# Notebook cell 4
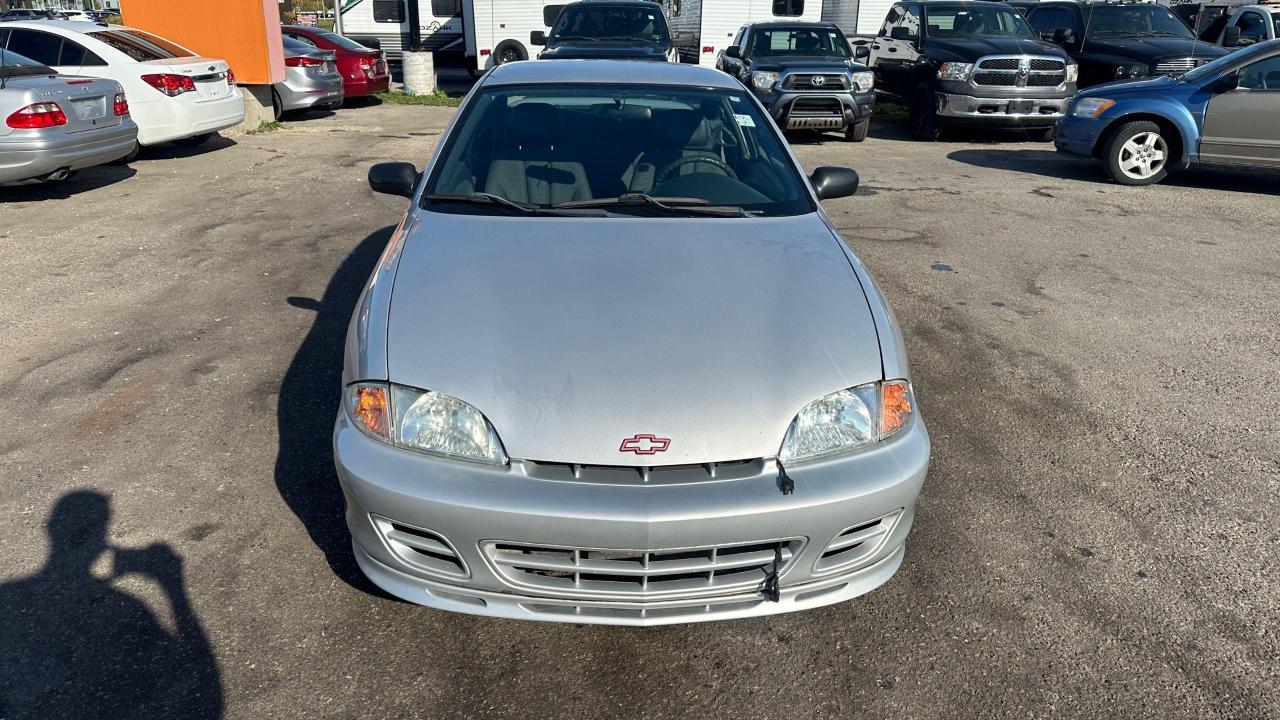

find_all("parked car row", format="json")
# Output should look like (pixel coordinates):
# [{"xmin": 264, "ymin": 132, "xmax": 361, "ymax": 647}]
[{"xmin": 277, "ymin": 24, "xmax": 390, "ymax": 117}]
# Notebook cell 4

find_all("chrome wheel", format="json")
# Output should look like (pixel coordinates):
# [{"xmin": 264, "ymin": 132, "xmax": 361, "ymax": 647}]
[{"xmin": 1117, "ymin": 132, "xmax": 1167, "ymax": 181}]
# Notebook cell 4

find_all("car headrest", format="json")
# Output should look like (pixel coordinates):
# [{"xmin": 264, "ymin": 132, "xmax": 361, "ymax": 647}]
[
  {"xmin": 1267, "ymin": 71, "xmax": 1280, "ymax": 91},
  {"xmin": 655, "ymin": 109, "xmax": 711, "ymax": 148},
  {"xmin": 508, "ymin": 103, "xmax": 561, "ymax": 147}
]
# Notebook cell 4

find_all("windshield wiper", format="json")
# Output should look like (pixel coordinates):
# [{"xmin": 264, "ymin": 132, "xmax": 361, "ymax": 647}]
[
  {"xmin": 554, "ymin": 193, "xmax": 756, "ymax": 217},
  {"xmin": 425, "ymin": 192, "xmax": 611, "ymax": 217}
]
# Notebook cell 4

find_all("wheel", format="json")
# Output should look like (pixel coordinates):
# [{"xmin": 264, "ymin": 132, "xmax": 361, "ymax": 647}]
[
  {"xmin": 909, "ymin": 85, "xmax": 941, "ymax": 141},
  {"xmin": 272, "ymin": 89, "xmax": 284, "ymax": 121},
  {"xmin": 844, "ymin": 117, "xmax": 870, "ymax": 142},
  {"xmin": 111, "ymin": 141, "xmax": 140, "ymax": 165},
  {"xmin": 171, "ymin": 133, "xmax": 213, "ymax": 148},
  {"xmin": 326, "ymin": 98, "xmax": 344, "ymax": 111},
  {"xmin": 492, "ymin": 41, "xmax": 526, "ymax": 66},
  {"xmin": 1103, "ymin": 120, "xmax": 1170, "ymax": 186},
  {"xmin": 1027, "ymin": 126, "xmax": 1056, "ymax": 143}
]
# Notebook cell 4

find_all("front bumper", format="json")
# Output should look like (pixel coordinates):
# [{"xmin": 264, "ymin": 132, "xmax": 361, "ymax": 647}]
[
  {"xmin": 760, "ymin": 90, "xmax": 875, "ymax": 132},
  {"xmin": 936, "ymin": 92, "xmax": 1069, "ymax": 126},
  {"xmin": 0, "ymin": 120, "xmax": 138, "ymax": 185},
  {"xmin": 1053, "ymin": 113, "xmax": 1108, "ymax": 158},
  {"xmin": 333, "ymin": 412, "xmax": 930, "ymax": 626}
]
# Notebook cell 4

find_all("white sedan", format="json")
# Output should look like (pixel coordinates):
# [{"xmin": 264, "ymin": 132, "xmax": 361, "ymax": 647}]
[{"xmin": 0, "ymin": 21, "xmax": 244, "ymax": 153}]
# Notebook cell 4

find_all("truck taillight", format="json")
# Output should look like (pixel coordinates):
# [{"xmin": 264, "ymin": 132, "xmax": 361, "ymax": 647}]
[
  {"xmin": 226, "ymin": 68, "xmax": 236, "ymax": 86},
  {"xmin": 6, "ymin": 102, "xmax": 67, "ymax": 129},
  {"xmin": 285, "ymin": 56, "xmax": 324, "ymax": 67},
  {"xmin": 141, "ymin": 73, "xmax": 197, "ymax": 96},
  {"xmin": 113, "ymin": 92, "xmax": 129, "ymax": 116}
]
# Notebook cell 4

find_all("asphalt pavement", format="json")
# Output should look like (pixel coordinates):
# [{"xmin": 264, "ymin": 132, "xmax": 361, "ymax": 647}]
[{"xmin": 0, "ymin": 100, "xmax": 1276, "ymax": 720}]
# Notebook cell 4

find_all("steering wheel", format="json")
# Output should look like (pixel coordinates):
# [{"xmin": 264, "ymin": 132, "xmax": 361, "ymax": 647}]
[{"xmin": 654, "ymin": 155, "xmax": 736, "ymax": 186}]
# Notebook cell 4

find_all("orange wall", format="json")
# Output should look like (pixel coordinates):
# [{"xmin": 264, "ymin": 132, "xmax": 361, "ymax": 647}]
[{"xmin": 122, "ymin": 0, "xmax": 285, "ymax": 85}]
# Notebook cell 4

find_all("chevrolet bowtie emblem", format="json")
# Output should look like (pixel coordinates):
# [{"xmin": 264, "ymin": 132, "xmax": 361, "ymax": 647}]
[{"xmin": 619, "ymin": 434, "xmax": 671, "ymax": 454}]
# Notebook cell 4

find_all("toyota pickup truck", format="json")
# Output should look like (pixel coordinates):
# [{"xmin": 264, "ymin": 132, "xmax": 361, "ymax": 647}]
[{"xmin": 865, "ymin": 0, "xmax": 1078, "ymax": 141}]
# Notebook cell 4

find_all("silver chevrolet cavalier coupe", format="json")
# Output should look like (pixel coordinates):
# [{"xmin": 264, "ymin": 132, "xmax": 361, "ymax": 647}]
[{"xmin": 337, "ymin": 59, "xmax": 929, "ymax": 625}]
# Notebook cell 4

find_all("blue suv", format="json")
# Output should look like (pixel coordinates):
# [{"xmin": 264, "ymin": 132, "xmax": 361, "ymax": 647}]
[{"xmin": 1056, "ymin": 39, "xmax": 1280, "ymax": 185}]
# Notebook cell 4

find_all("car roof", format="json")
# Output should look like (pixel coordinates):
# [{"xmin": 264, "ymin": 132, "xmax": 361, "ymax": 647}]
[
  {"xmin": 745, "ymin": 20, "xmax": 841, "ymax": 28},
  {"xmin": 919, "ymin": 0, "xmax": 1022, "ymax": 5},
  {"xmin": 482, "ymin": 59, "xmax": 741, "ymax": 89},
  {"xmin": 0, "ymin": 19, "xmax": 118, "ymax": 33},
  {"xmin": 567, "ymin": 0, "xmax": 664, "ymax": 5}
]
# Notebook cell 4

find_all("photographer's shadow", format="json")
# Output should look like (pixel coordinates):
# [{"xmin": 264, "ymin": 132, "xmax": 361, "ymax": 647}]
[{"xmin": 0, "ymin": 491, "xmax": 222, "ymax": 719}]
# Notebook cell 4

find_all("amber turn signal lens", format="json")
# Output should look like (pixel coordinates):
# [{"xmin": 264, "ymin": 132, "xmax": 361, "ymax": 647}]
[
  {"xmin": 881, "ymin": 380, "xmax": 913, "ymax": 436},
  {"xmin": 353, "ymin": 385, "xmax": 390, "ymax": 438}
]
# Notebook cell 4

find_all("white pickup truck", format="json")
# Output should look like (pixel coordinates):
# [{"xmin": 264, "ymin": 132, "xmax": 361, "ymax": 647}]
[{"xmin": 1173, "ymin": 2, "xmax": 1280, "ymax": 47}]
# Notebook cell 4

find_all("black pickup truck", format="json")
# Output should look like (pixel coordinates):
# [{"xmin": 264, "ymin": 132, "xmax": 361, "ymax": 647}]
[
  {"xmin": 715, "ymin": 22, "xmax": 876, "ymax": 141},
  {"xmin": 864, "ymin": 0, "xmax": 1078, "ymax": 141},
  {"xmin": 531, "ymin": 0, "xmax": 675, "ymax": 61},
  {"xmin": 1025, "ymin": 1, "xmax": 1228, "ymax": 88}
]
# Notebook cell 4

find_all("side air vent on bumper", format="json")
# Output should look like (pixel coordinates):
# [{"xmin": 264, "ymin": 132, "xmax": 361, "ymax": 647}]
[
  {"xmin": 371, "ymin": 515, "xmax": 468, "ymax": 578},
  {"xmin": 813, "ymin": 510, "xmax": 903, "ymax": 574}
]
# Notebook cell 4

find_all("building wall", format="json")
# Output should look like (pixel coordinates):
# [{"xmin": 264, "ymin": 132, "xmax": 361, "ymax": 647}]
[{"xmin": 121, "ymin": 0, "xmax": 285, "ymax": 84}]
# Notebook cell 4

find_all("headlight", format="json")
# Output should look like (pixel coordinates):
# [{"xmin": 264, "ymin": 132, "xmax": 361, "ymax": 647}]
[
  {"xmin": 1071, "ymin": 97, "xmax": 1115, "ymax": 118},
  {"xmin": 778, "ymin": 380, "xmax": 915, "ymax": 464},
  {"xmin": 751, "ymin": 71, "xmax": 779, "ymax": 90},
  {"xmin": 346, "ymin": 382, "xmax": 508, "ymax": 465},
  {"xmin": 1065, "ymin": 63, "xmax": 1079, "ymax": 83},
  {"xmin": 937, "ymin": 62, "xmax": 973, "ymax": 81},
  {"xmin": 850, "ymin": 71, "xmax": 874, "ymax": 93},
  {"xmin": 1115, "ymin": 63, "xmax": 1146, "ymax": 79}
]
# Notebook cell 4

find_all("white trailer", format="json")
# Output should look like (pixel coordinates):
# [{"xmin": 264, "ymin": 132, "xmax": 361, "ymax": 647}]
[{"xmin": 340, "ymin": 0, "xmax": 465, "ymax": 60}]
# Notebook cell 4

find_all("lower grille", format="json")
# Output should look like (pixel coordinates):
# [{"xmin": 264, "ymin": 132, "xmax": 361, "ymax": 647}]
[
  {"xmin": 522, "ymin": 458, "xmax": 763, "ymax": 485},
  {"xmin": 484, "ymin": 538, "xmax": 802, "ymax": 599},
  {"xmin": 790, "ymin": 96, "xmax": 843, "ymax": 116},
  {"xmin": 371, "ymin": 515, "xmax": 468, "ymax": 578},
  {"xmin": 813, "ymin": 510, "xmax": 901, "ymax": 573}
]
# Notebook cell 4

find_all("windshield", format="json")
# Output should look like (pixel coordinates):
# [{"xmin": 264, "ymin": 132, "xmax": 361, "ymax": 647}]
[
  {"xmin": 1182, "ymin": 40, "xmax": 1275, "ymax": 82},
  {"xmin": 0, "ymin": 48, "xmax": 55, "ymax": 78},
  {"xmin": 320, "ymin": 31, "xmax": 374, "ymax": 51},
  {"xmin": 1081, "ymin": 5, "xmax": 1195, "ymax": 39},
  {"xmin": 925, "ymin": 4, "xmax": 1037, "ymax": 39},
  {"xmin": 750, "ymin": 27, "xmax": 851, "ymax": 57},
  {"xmin": 550, "ymin": 6, "xmax": 669, "ymax": 43},
  {"xmin": 425, "ymin": 84, "xmax": 813, "ymax": 216},
  {"xmin": 88, "ymin": 29, "xmax": 195, "ymax": 61}
]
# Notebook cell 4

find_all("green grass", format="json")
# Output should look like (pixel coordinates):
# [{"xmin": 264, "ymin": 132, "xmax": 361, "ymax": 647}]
[
  {"xmin": 375, "ymin": 90, "xmax": 462, "ymax": 107},
  {"xmin": 875, "ymin": 102, "xmax": 910, "ymax": 119},
  {"xmin": 249, "ymin": 120, "xmax": 284, "ymax": 134}
]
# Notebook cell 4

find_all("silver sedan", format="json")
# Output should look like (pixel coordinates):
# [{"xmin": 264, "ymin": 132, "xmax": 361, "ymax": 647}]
[
  {"xmin": 339, "ymin": 60, "xmax": 929, "ymax": 625},
  {"xmin": 274, "ymin": 37, "xmax": 344, "ymax": 117},
  {"xmin": 0, "ymin": 49, "xmax": 137, "ymax": 185}
]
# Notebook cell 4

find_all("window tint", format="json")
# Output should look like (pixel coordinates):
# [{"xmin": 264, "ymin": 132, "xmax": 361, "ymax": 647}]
[
  {"xmin": 89, "ymin": 29, "xmax": 194, "ymax": 61},
  {"xmin": 550, "ymin": 6, "xmax": 669, "ymax": 43},
  {"xmin": 319, "ymin": 31, "xmax": 373, "ymax": 51},
  {"xmin": 772, "ymin": 0, "xmax": 804, "ymax": 17},
  {"xmin": 426, "ymin": 84, "xmax": 814, "ymax": 216},
  {"xmin": 1238, "ymin": 53, "xmax": 1280, "ymax": 90},
  {"xmin": 1235, "ymin": 11, "xmax": 1267, "ymax": 42},
  {"xmin": 1081, "ymin": 5, "xmax": 1195, "ymax": 39},
  {"xmin": 7, "ymin": 29, "xmax": 62, "ymax": 66},
  {"xmin": 750, "ymin": 27, "xmax": 850, "ymax": 57},
  {"xmin": 881, "ymin": 4, "xmax": 922, "ymax": 37},
  {"xmin": 58, "ymin": 39, "xmax": 91, "ymax": 66},
  {"xmin": 287, "ymin": 32, "xmax": 319, "ymax": 47},
  {"xmin": 0, "ymin": 47, "xmax": 56, "ymax": 77},
  {"xmin": 925, "ymin": 4, "xmax": 1035, "ymax": 38},
  {"xmin": 1029, "ymin": 7, "xmax": 1074, "ymax": 35},
  {"xmin": 430, "ymin": 0, "xmax": 460, "ymax": 17}
]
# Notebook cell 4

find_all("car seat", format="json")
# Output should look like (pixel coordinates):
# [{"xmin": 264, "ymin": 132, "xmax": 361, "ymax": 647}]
[
  {"xmin": 484, "ymin": 103, "xmax": 592, "ymax": 205},
  {"xmin": 623, "ymin": 109, "xmax": 730, "ymax": 192}
]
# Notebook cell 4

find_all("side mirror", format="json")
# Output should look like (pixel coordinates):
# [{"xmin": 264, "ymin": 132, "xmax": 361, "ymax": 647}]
[
  {"xmin": 1217, "ymin": 72, "xmax": 1240, "ymax": 91},
  {"xmin": 724, "ymin": 45, "xmax": 741, "ymax": 58},
  {"xmin": 1222, "ymin": 25, "xmax": 1241, "ymax": 47},
  {"xmin": 530, "ymin": 30, "xmax": 546, "ymax": 45},
  {"xmin": 369, "ymin": 162, "xmax": 419, "ymax": 198},
  {"xmin": 1052, "ymin": 27, "xmax": 1076, "ymax": 45},
  {"xmin": 810, "ymin": 166, "xmax": 860, "ymax": 201},
  {"xmin": 854, "ymin": 44, "xmax": 871, "ymax": 60},
  {"xmin": 889, "ymin": 26, "xmax": 918, "ymax": 42}
]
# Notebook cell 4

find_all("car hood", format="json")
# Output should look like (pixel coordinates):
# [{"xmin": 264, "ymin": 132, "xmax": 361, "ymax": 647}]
[
  {"xmin": 1079, "ymin": 73, "xmax": 1183, "ymax": 96},
  {"xmin": 927, "ymin": 37, "xmax": 1069, "ymax": 60},
  {"xmin": 1080, "ymin": 37, "xmax": 1228, "ymax": 63},
  {"xmin": 749, "ymin": 56, "xmax": 865, "ymax": 72},
  {"xmin": 385, "ymin": 212, "xmax": 883, "ymax": 466},
  {"xmin": 540, "ymin": 41, "xmax": 670, "ymax": 60}
]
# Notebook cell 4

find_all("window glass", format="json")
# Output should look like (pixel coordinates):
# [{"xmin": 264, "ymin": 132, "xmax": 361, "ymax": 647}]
[
  {"xmin": 89, "ymin": 29, "xmax": 195, "ymax": 60},
  {"xmin": 772, "ymin": 0, "xmax": 804, "ymax": 18},
  {"xmin": 425, "ymin": 84, "xmax": 814, "ymax": 216},
  {"xmin": 749, "ymin": 27, "xmax": 850, "ymax": 57},
  {"xmin": 1235, "ymin": 11, "xmax": 1266, "ymax": 41},
  {"xmin": 58, "ymin": 39, "xmax": 88, "ymax": 65},
  {"xmin": 287, "ymin": 32, "xmax": 319, "ymax": 47},
  {"xmin": 1030, "ymin": 7, "xmax": 1073, "ymax": 35},
  {"xmin": 549, "ymin": 5, "xmax": 669, "ymax": 42},
  {"xmin": 1238, "ymin": 53, "xmax": 1280, "ymax": 89},
  {"xmin": 0, "ymin": 47, "xmax": 56, "ymax": 77},
  {"xmin": 7, "ymin": 29, "xmax": 62, "ymax": 66},
  {"xmin": 430, "ymin": 0, "xmax": 460, "ymax": 16},
  {"xmin": 881, "ymin": 4, "xmax": 922, "ymax": 38},
  {"xmin": 1080, "ymin": 5, "xmax": 1195, "ymax": 39},
  {"xmin": 925, "ymin": 4, "xmax": 1036, "ymax": 38},
  {"xmin": 320, "ymin": 31, "xmax": 373, "ymax": 51}
]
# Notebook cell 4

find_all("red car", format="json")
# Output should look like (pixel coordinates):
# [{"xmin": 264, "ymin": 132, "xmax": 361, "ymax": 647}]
[{"xmin": 281, "ymin": 25, "xmax": 390, "ymax": 98}]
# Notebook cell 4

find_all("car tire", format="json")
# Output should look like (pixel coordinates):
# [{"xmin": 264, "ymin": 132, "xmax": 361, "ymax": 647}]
[
  {"xmin": 909, "ymin": 85, "xmax": 941, "ymax": 141},
  {"xmin": 272, "ymin": 89, "xmax": 284, "ymax": 122},
  {"xmin": 845, "ymin": 117, "xmax": 870, "ymax": 142},
  {"xmin": 1103, "ymin": 120, "xmax": 1170, "ymax": 186},
  {"xmin": 1028, "ymin": 126, "xmax": 1055, "ymax": 143},
  {"xmin": 493, "ymin": 41, "xmax": 526, "ymax": 66},
  {"xmin": 172, "ymin": 133, "xmax": 214, "ymax": 148}
]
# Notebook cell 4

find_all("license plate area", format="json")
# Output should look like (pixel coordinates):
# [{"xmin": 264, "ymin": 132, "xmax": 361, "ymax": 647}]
[
  {"xmin": 1007, "ymin": 99, "xmax": 1034, "ymax": 115},
  {"xmin": 71, "ymin": 97, "xmax": 106, "ymax": 120}
]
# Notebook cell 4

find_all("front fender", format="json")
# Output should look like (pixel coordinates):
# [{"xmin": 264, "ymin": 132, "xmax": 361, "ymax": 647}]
[{"xmin": 1095, "ymin": 98, "xmax": 1201, "ymax": 165}]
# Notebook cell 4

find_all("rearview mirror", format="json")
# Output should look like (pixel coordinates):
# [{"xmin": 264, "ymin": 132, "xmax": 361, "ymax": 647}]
[
  {"xmin": 724, "ymin": 45, "xmax": 741, "ymax": 58},
  {"xmin": 809, "ymin": 166, "xmax": 860, "ymax": 201},
  {"xmin": 369, "ymin": 162, "xmax": 420, "ymax": 198},
  {"xmin": 889, "ymin": 26, "xmax": 917, "ymax": 42},
  {"xmin": 530, "ymin": 30, "xmax": 546, "ymax": 45},
  {"xmin": 1223, "ymin": 25, "xmax": 1241, "ymax": 47}
]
